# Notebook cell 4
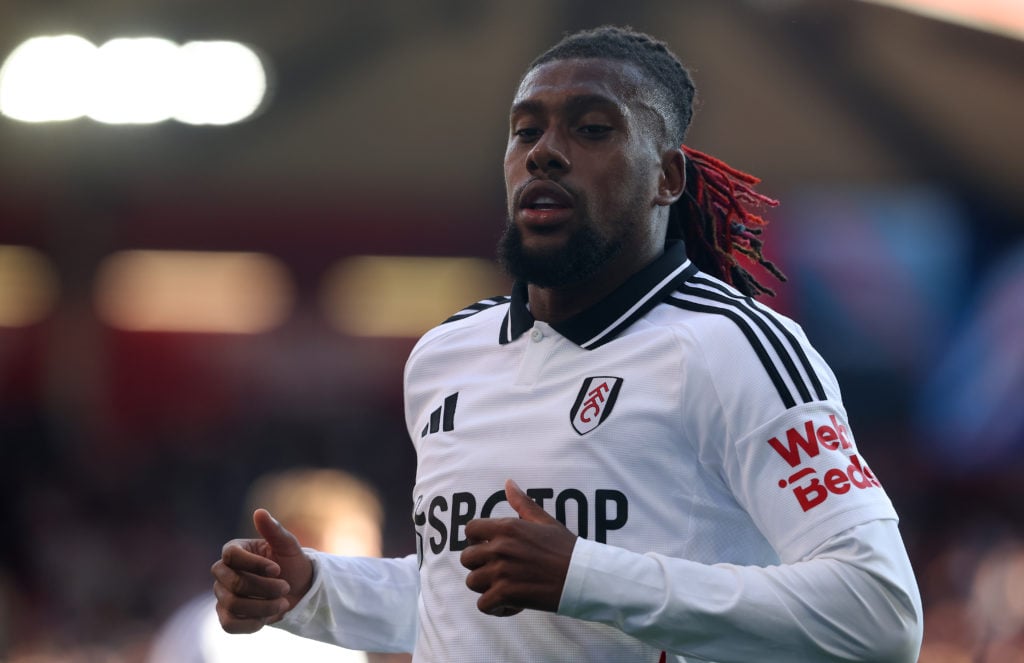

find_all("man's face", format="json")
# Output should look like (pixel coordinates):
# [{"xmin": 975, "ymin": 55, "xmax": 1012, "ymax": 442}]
[{"xmin": 499, "ymin": 57, "xmax": 669, "ymax": 288}]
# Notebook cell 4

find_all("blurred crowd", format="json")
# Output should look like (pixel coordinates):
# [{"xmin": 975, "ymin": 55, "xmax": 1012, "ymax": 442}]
[
  {"xmin": 3, "ymin": 0, "xmax": 1023, "ymax": 659},
  {"xmin": 1, "ymin": 199, "xmax": 1022, "ymax": 663}
]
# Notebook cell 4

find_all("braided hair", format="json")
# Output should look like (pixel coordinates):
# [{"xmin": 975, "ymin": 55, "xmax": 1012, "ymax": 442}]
[{"xmin": 528, "ymin": 26, "xmax": 785, "ymax": 297}]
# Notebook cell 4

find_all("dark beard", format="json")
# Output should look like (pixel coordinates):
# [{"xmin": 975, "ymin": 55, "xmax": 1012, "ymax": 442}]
[{"xmin": 497, "ymin": 220, "xmax": 625, "ymax": 288}]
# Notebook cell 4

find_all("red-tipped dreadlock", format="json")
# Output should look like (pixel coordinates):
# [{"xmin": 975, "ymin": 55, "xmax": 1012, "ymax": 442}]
[{"xmin": 673, "ymin": 146, "xmax": 786, "ymax": 297}]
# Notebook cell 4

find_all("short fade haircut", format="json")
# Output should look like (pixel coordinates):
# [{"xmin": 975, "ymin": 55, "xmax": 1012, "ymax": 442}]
[
  {"xmin": 527, "ymin": 25, "xmax": 696, "ymax": 146},
  {"xmin": 524, "ymin": 26, "xmax": 785, "ymax": 297}
]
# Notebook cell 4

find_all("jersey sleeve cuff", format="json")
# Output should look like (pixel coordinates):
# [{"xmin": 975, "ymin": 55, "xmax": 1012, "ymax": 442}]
[
  {"xmin": 558, "ymin": 536, "xmax": 595, "ymax": 616},
  {"xmin": 273, "ymin": 548, "xmax": 325, "ymax": 630},
  {"xmin": 558, "ymin": 537, "xmax": 662, "ymax": 623}
]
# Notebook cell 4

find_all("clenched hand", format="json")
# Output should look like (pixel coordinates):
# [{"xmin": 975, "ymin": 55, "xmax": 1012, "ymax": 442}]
[
  {"xmin": 460, "ymin": 479, "xmax": 578, "ymax": 617},
  {"xmin": 210, "ymin": 508, "xmax": 313, "ymax": 633}
]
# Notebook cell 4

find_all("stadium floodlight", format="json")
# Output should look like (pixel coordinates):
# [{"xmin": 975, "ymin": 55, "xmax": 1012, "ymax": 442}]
[
  {"xmin": 0, "ymin": 35, "xmax": 268, "ymax": 125},
  {"xmin": 173, "ymin": 41, "xmax": 267, "ymax": 125},
  {"xmin": 88, "ymin": 37, "xmax": 180, "ymax": 124},
  {"xmin": 0, "ymin": 34, "xmax": 97, "ymax": 122}
]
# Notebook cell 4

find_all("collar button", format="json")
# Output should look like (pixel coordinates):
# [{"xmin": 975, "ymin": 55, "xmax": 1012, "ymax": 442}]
[{"xmin": 530, "ymin": 328, "xmax": 544, "ymax": 342}]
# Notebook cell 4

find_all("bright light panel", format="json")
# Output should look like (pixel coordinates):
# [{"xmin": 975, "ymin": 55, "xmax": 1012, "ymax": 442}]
[
  {"xmin": 95, "ymin": 250, "xmax": 293, "ymax": 333},
  {"xmin": 0, "ymin": 35, "xmax": 96, "ymax": 122},
  {"xmin": 0, "ymin": 245, "xmax": 59, "ymax": 327},
  {"xmin": 174, "ymin": 41, "xmax": 267, "ymax": 125},
  {"xmin": 0, "ymin": 35, "xmax": 267, "ymax": 124},
  {"xmin": 858, "ymin": 0, "xmax": 1024, "ymax": 40},
  {"xmin": 321, "ymin": 256, "xmax": 506, "ymax": 338},
  {"xmin": 90, "ymin": 37, "xmax": 180, "ymax": 124}
]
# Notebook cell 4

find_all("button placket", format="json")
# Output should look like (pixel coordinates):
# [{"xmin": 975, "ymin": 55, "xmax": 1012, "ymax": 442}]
[{"xmin": 514, "ymin": 323, "xmax": 554, "ymax": 386}]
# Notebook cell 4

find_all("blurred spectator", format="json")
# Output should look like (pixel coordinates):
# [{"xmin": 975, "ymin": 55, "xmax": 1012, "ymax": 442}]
[
  {"xmin": 917, "ymin": 242, "xmax": 1024, "ymax": 470},
  {"xmin": 917, "ymin": 522, "xmax": 1024, "ymax": 662},
  {"xmin": 146, "ymin": 467, "xmax": 411, "ymax": 663}
]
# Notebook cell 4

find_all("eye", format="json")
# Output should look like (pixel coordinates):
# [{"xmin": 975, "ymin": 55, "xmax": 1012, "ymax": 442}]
[
  {"xmin": 578, "ymin": 125, "xmax": 612, "ymax": 137},
  {"xmin": 513, "ymin": 127, "xmax": 541, "ymax": 142}
]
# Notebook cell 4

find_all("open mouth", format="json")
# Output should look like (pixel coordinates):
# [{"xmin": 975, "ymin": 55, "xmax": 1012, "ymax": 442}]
[
  {"xmin": 526, "ymin": 195, "xmax": 569, "ymax": 211},
  {"xmin": 517, "ymin": 182, "xmax": 574, "ymax": 224}
]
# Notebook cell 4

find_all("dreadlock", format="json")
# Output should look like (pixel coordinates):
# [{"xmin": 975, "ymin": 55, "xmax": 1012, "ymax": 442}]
[{"xmin": 529, "ymin": 26, "xmax": 786, "ymax": 297}]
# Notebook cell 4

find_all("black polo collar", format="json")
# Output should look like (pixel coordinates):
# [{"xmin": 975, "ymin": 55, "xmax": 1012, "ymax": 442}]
[{"xmin": 498, "ymin": 240, "xmax": 697, "ymax": 350}]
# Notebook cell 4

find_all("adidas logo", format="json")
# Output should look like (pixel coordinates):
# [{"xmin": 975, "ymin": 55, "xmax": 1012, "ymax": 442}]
[{"xmin": 421, "ymin": 392, "xmax": 459, "ymax": 437}]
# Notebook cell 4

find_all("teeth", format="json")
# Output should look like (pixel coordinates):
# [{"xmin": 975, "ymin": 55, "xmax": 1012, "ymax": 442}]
[{"xmin": 529, "ymin": 195, "xmax": 567, "ymax": 209}]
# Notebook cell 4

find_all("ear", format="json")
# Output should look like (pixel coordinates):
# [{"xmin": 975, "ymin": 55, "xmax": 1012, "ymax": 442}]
[{"xmin": 654, "ymin": 147, "xmax": 686, "ymax": 207}]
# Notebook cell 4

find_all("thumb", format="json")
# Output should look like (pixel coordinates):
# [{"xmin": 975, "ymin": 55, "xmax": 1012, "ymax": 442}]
[
  {"xmin": 505, "ymin": 479, "xmax": 556, "ymax": 523},
  {"xmin": 252, "ymin": 508, "xmax": 302, "ymax": 556}
]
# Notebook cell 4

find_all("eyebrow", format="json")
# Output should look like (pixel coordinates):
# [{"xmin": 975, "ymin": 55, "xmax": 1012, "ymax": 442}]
[{"xmin": 509, "ymin": 93, "xmax": 624, "ymax": 119}]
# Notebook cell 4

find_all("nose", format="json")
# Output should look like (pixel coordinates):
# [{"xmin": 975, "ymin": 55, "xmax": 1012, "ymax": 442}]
[{"xmin": 526, "ymin": 132, "xmax": 570, "ymax": 176}]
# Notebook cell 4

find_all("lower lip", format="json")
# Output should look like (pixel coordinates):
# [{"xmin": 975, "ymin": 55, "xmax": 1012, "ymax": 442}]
[{"xmin": 518, "ymin": 207, "xmax": 574, "ymax": 225}]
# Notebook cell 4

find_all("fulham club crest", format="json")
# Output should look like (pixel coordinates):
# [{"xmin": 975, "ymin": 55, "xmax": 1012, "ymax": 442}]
[{"xmin": 570, "ymin": 376, "xmax": 624, "ymax": 435}]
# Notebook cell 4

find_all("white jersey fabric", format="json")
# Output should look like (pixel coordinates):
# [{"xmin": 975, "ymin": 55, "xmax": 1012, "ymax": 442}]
[{"xmin": 276, "ymin": 241, "xmax": 922, "ymax": 662}]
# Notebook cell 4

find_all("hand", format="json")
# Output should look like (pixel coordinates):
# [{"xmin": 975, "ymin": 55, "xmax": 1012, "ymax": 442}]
[
  {"xmin": 210, "ymin": 508, "xmax": 314, "ymax": 633},
  {"xmin": 460, "ymin": 479, "xmax": 578, "ymax": 617}
]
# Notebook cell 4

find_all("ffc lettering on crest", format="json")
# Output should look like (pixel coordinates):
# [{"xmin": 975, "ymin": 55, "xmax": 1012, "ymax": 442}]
[{"xmin": 570, "ymin": 376, "xmax": 624, "ymax": 435}]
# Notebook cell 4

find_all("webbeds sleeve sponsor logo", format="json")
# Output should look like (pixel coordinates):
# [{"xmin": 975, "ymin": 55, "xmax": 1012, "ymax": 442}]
[{"xmin": 767, "ymin": 414, "xmax": 883, "ymax": 512}]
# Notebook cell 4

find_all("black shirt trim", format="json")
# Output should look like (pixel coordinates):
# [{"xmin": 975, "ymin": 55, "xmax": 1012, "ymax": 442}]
[{"xmin": 498, "ymin": 241, "xmax": 696, "ymax": 350}]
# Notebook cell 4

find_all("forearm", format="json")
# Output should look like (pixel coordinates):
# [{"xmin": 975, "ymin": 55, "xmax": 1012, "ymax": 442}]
[
  {"xmin": 558, "ymin": 520, "xmax": 922, "ymax": 662},
  {"xmin": 273, "ymin": 552, "xmax": 420, "ymax": 653}
]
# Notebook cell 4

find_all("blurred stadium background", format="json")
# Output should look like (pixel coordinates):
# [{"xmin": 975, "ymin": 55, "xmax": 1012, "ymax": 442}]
[{"xmin": 0, "ymin": 1, "xmax": 1021, "ymax": 661}]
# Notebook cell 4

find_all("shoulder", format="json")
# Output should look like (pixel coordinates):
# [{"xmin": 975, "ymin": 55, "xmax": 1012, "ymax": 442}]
[
  {"xmin": 651, "ymin": 271, "xmax": 839, "ymax": 413},
  {"xmin": 440, "ymin": 295, "xmax": 511, "ymax": 325},
  {"xmin": 407, "ymin": 295, "xmax": 511, "ymax": 363}
]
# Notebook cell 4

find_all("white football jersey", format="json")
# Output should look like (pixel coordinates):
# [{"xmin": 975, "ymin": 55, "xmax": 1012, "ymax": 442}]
[{"xmin": 401, "ymin": 241, "xmax": 898, "ymax": 662}]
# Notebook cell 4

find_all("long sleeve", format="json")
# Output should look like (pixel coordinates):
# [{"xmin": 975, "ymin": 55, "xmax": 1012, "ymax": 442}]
[
  {"xmin": 558, "ymin": 519, "xmax": 922, "ymax": 662},
  {"xmin": 273, "ymin": 552, "xmax": 420, "ymax": 654}
]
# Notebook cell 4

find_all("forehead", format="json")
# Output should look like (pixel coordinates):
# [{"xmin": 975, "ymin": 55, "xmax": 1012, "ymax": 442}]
[{"xmin": 513, "ymin": 58, "xmax": 653, "ymax": 111}]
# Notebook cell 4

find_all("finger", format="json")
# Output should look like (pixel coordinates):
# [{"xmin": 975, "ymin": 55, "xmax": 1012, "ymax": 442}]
[
  {"xmin": 464, "ymin": 518, "xmax": 493, "ymax": 543},
  {"xmin": 211, "ymin": 560, "xmax": 291, "ymax": 599},
  {"xmin": 220, "ymin": 540, "xmax": 281, "ymax": 578},
  {"xmin": 459, "ymin": 541, "xmax": 493, "ymax": 571},
  {"xmin": 464, "ymin": 515, "xmax": 527, "ymax": 545},
  {"xmin": 213, "ymin": 581, "xmax": 291, "ymax": 620},
  {"xmin": 476, "ymin": 591, "xmax": 523, "ymax": 618},
  {"xmin": 252, "ymin": 509, "xmax": 303, "ymax": 558},
  {"xmin": 488, "ymin": 605, "xmax": 523, "ymax": 617},
  {"xmin": 214, "ymin": 597, "xmax": 284, "ymax": 634},
  {"xmin": 505, "ymin": 479, "xmax": 557, "ymax": 524},
  {"xmin": 465, "ymin": 557, "xmax": 525, "ymax": 617},
  {"xmin": 215, "ymin": 605, "xmax": 266, "ymax": 634},
  {"xmin": 463, "ymin": 566, "xmax": 491, "ymax": 594}
]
